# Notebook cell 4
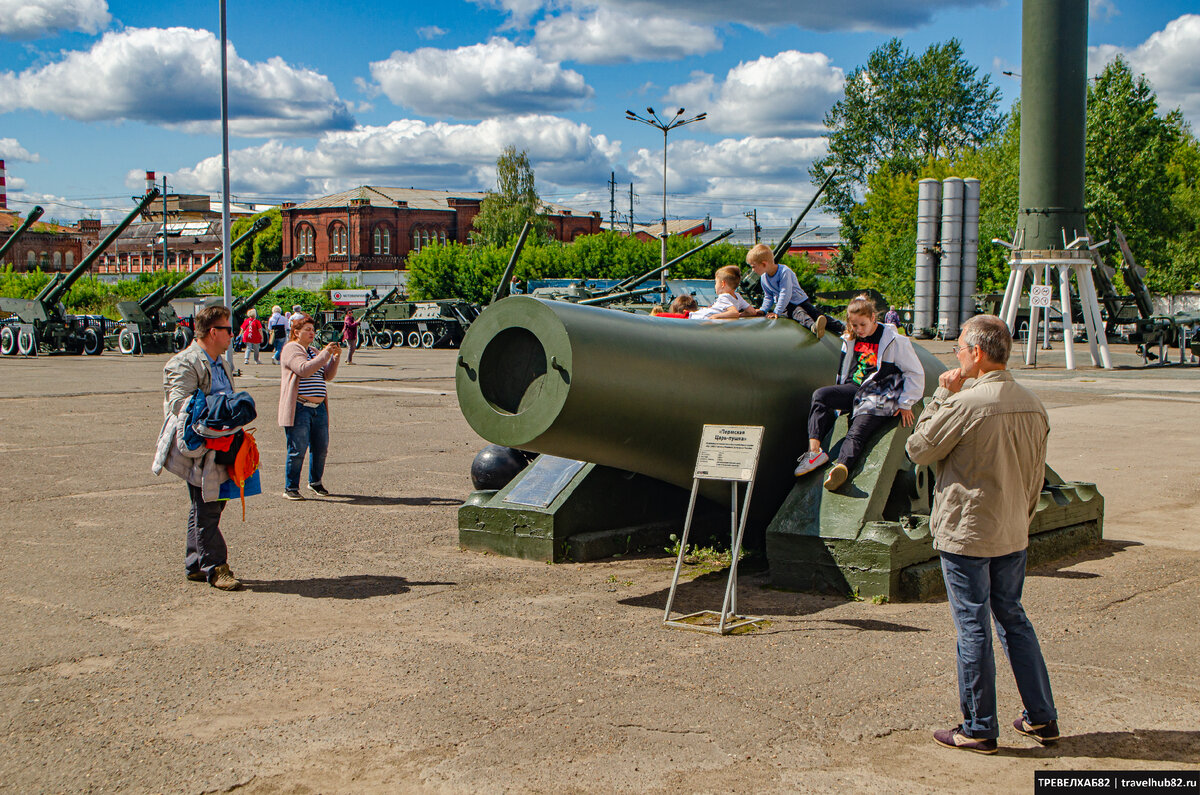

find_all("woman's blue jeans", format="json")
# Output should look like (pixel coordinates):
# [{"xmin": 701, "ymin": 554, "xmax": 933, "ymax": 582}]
[
  {"xmin": 284, "ymin": 401, "xmax": 328, "ymax": 490},
  {"xmin": 940, "ymin": 549, "xmax": 1057, "ymax": 739}
]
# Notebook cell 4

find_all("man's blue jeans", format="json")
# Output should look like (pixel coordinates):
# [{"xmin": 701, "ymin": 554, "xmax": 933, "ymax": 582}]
[
  {"xmin": 940, "ymin": 549, "xmax": 1057, "ymax": 738},
  {"xmin": 284, "ymin": 401, "xmax": 328, "ymax": 490}
]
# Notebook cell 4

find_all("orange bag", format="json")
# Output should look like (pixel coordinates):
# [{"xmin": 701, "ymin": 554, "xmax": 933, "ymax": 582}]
[{"xmin": 227, "ymin": 428, "xmax": 260, "ymax": 520}]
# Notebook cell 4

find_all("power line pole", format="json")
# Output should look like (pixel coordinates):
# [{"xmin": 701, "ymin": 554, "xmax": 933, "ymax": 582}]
[
  {"xmin": 628, "ymin": 183, "xmax": 635, "ymax": 236},
  {"xmin": 609, "ymin": 172, "xmax": 616, "ymax": 230},
  {"xmin": 744, "ymin": 209, "xmax": 760, "ymax": 245},
  {"xmin": 161, "ymin": 175, "xmax": 169, "ymax": 271}
]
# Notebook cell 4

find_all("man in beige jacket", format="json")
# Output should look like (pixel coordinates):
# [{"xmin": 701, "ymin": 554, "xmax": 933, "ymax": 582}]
[{"xmin": 905, "ymin": 315, "xmax": 1058, "ymax": 754}]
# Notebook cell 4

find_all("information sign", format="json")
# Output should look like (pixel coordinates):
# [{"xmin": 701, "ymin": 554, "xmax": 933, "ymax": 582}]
[
  {"xmin": 1030, "ymin": 285, "xmax": 1053, "ymax": 308},
  {"xmin": 693, "ymin": 425, "xmax": 764, "ymax": 482},
  {"xmin": 331, "ymin": 289, "xmax": 372, "ymax": 306},
  {"xmin": 503, "ymin": 455, "xmax": 587, "ymax": 508}
]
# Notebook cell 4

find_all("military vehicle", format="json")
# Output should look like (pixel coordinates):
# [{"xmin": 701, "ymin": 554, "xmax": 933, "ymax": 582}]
[
  {"xmin": 0, "ymin": 190, "xmax": 160, "ymax": 356},
  {"xmin": 0, "ymin": 205, "xmax": 46, "ymax": 264},
  {"xmin": 111, "ymin": 216, "xmax": 270, "ymax": 355},
  {"xmin": 364, "ymin": 221, "xmax": 534, "ymax": 349},
  {"xmin": 318, "ymin": 286, "xmax": 399, "ymax": 348}
]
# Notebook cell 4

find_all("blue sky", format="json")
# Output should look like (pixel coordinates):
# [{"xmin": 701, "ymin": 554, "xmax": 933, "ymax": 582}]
[{"xmin": 1, "ymin": 0, "xmax": 1197, "ymax": 230}]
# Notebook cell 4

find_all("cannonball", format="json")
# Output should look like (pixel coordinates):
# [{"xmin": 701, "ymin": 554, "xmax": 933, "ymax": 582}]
[{"xmin": 469, "ymin": 444, "xmax": 531, "ymax": 491}]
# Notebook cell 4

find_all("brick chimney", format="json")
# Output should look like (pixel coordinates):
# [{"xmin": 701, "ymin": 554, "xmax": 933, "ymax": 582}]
[
  {"xmin": 145, "ymin": 171, "xmax": 156, "ymax": 195},
  {"xmin": 0, "ymin": 159, "xmax": 6, "ymax": 210}
]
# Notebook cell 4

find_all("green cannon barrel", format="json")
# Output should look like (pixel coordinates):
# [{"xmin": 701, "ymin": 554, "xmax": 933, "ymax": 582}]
[
  {"xmin": 456, "ymin": 296, "xmax": 944, "ymax": 512},
  {"xmin": 0, "ymin": 206, "xmax": 45, "ymax": 263}
]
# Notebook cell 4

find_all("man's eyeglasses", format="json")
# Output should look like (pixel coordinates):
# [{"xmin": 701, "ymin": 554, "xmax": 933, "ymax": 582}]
[
  {"xmin": 956, "ymin": 343, "xmax": 976, "ymax": 353},
  {"xmin": 213, "ymin": 325, "xmax": 233, "ymax": 333}
]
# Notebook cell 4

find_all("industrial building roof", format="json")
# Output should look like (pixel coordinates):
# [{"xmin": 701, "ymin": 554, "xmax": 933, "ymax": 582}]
[{"xmin": 292, "ymin": 185, "xmax": 589, "ymax": 216}]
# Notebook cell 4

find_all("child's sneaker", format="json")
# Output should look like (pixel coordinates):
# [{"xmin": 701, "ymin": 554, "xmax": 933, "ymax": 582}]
[
  {"xmin": 813, "ymin": 315, "xmax": 827, "ymax": 340},
  {"xmin": 794, "ymin": 450, "xmax": 829, "ymax": 476}
]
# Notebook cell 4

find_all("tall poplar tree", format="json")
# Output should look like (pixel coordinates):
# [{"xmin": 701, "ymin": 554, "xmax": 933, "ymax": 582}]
[{"xmin": 472, "ymin": 146, "xmax": 551, "ymax": 246}]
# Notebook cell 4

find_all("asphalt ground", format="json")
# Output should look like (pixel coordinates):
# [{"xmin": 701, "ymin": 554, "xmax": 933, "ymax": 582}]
[{"xmin": 1, "ymin": 337, "xmax": 1197, "ymax": 793}]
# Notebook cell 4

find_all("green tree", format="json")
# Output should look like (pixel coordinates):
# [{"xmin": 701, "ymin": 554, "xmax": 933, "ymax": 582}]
[
  {"xmin": 472, "ymin": 147, "xmax": 552, "ymax": 246},
  {"xmin": 1085, "ymin": 57, "xmax": 1187, "ymax": 292},
  {"xmin": 229, "ymin": 207, "xmax": 282, "ymax": 271},
  {"xmin": 812, "ymin": 38, "xmax": 1003, "ymax": 231}
]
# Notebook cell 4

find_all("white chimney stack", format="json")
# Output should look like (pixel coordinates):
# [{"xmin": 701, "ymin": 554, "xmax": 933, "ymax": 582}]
[
  {"xmin": 145, "ymin": 170, "xmax": 156, "ymax": 195},
  {"xmin": 0, "ymin": 160, "xmax": 7, "ymax": 210}
]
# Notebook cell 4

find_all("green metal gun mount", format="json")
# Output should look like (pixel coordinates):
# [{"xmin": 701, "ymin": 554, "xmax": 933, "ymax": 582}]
[{"xmin": 455, "ymin": 297, "xmax": 1104, "ymax": 600}]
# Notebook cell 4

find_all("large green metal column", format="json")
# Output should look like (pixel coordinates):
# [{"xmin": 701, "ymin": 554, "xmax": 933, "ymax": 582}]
[{"xmin": 1017, "ymin": 0, "xmax": 1089, "ymax": 250}]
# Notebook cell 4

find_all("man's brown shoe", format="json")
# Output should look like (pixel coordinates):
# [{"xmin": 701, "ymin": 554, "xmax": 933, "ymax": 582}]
[
  {"xmin": 186, "ymin": 571, "xmax": 206, "ymax": 582},
  {"xmin": 209, "ymin": 564, "xmax": 242, "ymax": 591}
]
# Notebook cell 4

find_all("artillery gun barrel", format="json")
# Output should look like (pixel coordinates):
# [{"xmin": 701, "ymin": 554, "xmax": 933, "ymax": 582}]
[
  {"xmin": 231, "ymin": 255, "xmax": 306, "ymax": 319},
  {"xmin": 141, "ymin": 215, "xmax": 271, "ymax": 317},
  {"xmin": 772, "ymin": 170, "xmax": 836, "ymax": 260},
  {"xmin": 489, "ymin": 221, "xmax": 533, "ymax": 305},
  {"xmin": 455, "ymin": 297, "xmax": 944, "ymax": 513},
  {"xmin": 606, "ymin": 228, "xmax": 735, "ymax": 295},
  {"xmin": 575, "ymin": 284, "xmax": 665, "ymax": 306},
  {"xmin": 359, "ymin": 286, "xmax": 399, "ymax": 321},
  {"xmin": 0, "ymin": 206, "xmax": 45, "ymax": 263},
  {"xmin": 39, "ymin": 189, "xmax": 161, "ymax": 306}
]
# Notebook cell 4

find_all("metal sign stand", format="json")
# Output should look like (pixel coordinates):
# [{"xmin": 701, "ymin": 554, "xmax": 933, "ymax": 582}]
[{"xmin": 663, "ymin": 425, "xmax": 766, "ymax": 635}]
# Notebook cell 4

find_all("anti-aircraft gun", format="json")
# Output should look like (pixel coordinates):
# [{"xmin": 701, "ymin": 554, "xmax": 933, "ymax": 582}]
[
  {"xmin": 113, "ymin": 216, "xmax": 271, "ymax": 355},
  {"xmin": 0, "ymin": 190, "xmax": 160, "ymax": 356},
  {"xmin": 528, "ymin": 228, "xmax": 735, "ymax": 311},
  {"xmin": 318, "ymin": 286, "xmax": 399, "ymax": 348},
  {"xmin": 0, "ymin": 206, "xmax": 46, "ymax": 265}
]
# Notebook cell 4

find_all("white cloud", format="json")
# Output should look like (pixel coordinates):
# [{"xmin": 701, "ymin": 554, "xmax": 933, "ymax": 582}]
[
  {"xmin": 0, "ymin": 137, "xmax": 39, "ymax": 162},
  {"xmin": 0, "ymin": 0, "xmax": 109, "ymax": 40},
  {"xmin": 475, "ymin": 0, "xmax": 1000, "ymax": 34},
  {"xmin": 625, "ymin": 135, "xmax": 834, "ymax": 226},
  {"xmin": 1089, "ymin": 14, "xmax": 1200, "ymax": 129},
  {"xmin": 417, "ymin": 26, "xmax": 446, "ymax": 40},
  {"xmin": 369, "ymin": 38, "xmax": 592, "ymax": 119},
  {"xmin": 532, "ymin": 7, "xmax": 720, "ymax": 64},
  {"xmin": 665, "ymin": 51, "xmax": 844, "ymax": 137},
  {"xmin": 0, "ymin": 27, "xmax": 354, "ymax": 136},
  {"xmin": 1089, "ymin": 0, "xmax": 1119, "ymax": 22},
  {"xmin": 171, "ymin": 115, "xmax": 620, "ymax": 199}
]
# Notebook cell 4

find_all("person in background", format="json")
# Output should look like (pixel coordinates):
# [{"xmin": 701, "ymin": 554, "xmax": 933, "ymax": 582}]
[
  {"xmin": 341, "ymin": 309, "xmax": 360, "ymax": 365},
  {"xmin": 268, "ymin": 305, "xmax": 288, "ymax": 363},
  {"xmin": 239, "ymin": 308, "xmax": 264, "ymax": 365},
  {"xmin": 510, "ymin": 276, "xmax": 523, "ymax": 295},
  {"xmin": 906, "ymin": 315, "xmax": 1059, "ymax": 755},
  {"xmin": 161, "ymin": 305, "xmax": 241, "ymax": 591},
  {"xmin": 279, "ymin": 313, "xmax": 341, "ymax": 501},
  {"xmin": 885, "ymin": 305, "xmax": 901, "ymax": 326}
]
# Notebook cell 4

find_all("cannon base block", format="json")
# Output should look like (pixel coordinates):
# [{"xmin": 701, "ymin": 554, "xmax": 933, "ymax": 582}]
[
  {"xmin": 767, "ymin": 409, "xmax": 1104, "ymax": 600},
  {"xmin": 459, "ymin": 459, "xmax": 717, "ymax": 562}
]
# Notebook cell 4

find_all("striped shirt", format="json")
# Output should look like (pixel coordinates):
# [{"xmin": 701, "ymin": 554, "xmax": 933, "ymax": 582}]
[{"xmin": 296, "ymin": 347, "xmax": 328, "ymax": 401}]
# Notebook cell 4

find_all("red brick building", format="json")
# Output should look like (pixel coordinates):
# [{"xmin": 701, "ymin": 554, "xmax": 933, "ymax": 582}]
[
  {"xmin": 281, "ymin": 186, "xmax": 602, "ymax": 271},
  {"xmin": 0, "ymin": 212, "xmax": 97, "ymax": 272}
]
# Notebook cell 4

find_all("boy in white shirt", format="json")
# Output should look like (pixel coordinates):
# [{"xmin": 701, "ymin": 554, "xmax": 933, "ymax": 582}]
[{"xmin": 689, "ymin": 266, "xmax": 755, "ymax": 320}]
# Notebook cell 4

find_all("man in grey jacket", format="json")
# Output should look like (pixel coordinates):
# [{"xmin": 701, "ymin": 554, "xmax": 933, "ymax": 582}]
[
  {"xmin": 163, "ymin": 305, "xmax": 241, "ymax": 591},
  {"xmin": 905, "ymin": 315, "xmax": 1058, "ymax": 754}
]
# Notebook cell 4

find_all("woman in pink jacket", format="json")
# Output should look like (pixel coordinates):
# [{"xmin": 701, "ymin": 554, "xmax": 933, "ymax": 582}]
[{"xmin": 278, "ymin": 312, "xmax": 340, "ymax": 500}]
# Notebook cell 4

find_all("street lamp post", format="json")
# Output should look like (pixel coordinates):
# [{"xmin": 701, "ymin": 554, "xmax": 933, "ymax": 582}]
[{"xmin": 625, "ymin": 107, "xmax": 706, "ymax": 289}]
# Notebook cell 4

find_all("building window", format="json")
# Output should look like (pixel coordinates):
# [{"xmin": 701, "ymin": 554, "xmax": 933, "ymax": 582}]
[
  {"xmin": 412, "ymin": 229, "xmax": 421, "ymax": 252},
  {"xmin": 297, "ymin": 226, "xmax": 314, "ymax": 256},
  {"xmin": 65, "ymin": 252, "xmax": 74, "ymax": 267},
  {"xmin": 331, "ymin": 225, "xmax": 346, "ymax": 255},
  {"xmin": 26, "ymin": 251, "xmax": 35, "ymax": 266},
  {"xmin": 439, "ymin": 230, "xmax": 447, "ymax": 245},
  {"xmin": 374, "ymin": 226, "xmax": 390, "ymax": 255},
  {"xmin": 53, "ymin": 252, "xmax": 62, "ymax": 268}
]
